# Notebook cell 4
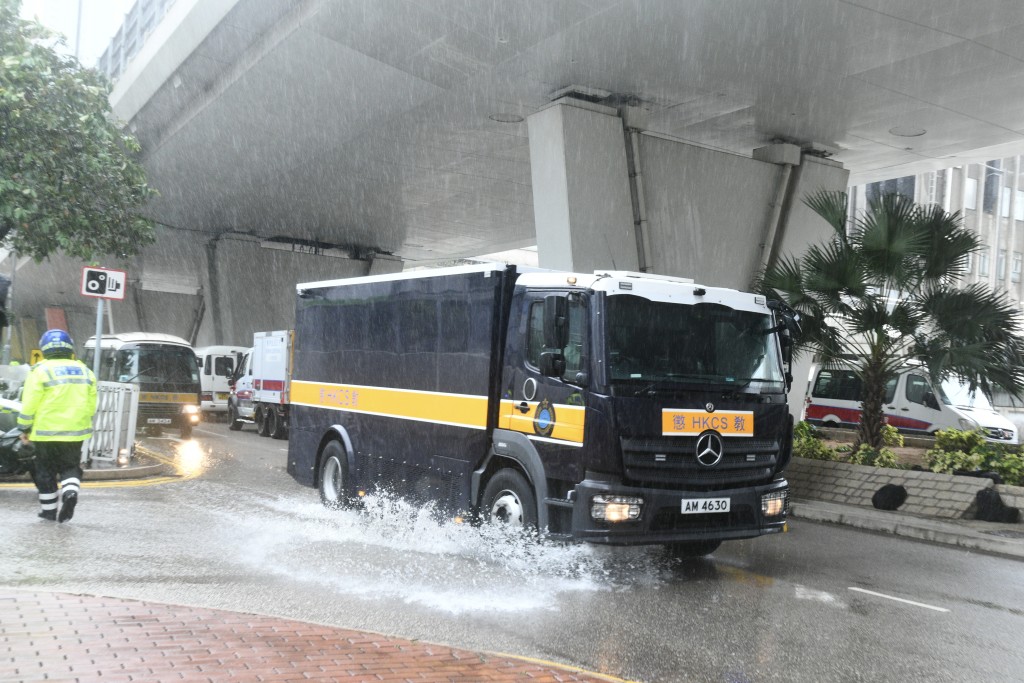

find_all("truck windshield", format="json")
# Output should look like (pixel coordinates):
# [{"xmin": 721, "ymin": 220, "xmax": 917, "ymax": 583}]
[{"xmin": 605, "ymin": 295, "xmax": 785, "ymax": 393}]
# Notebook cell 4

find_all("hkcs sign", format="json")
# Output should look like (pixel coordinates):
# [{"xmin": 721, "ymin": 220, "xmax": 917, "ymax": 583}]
[{"xmin": 81, "ymin": 266, "xmax": 127, "ymax": 300}]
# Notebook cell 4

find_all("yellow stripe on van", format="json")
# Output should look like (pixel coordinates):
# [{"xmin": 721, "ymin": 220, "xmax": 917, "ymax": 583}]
[
  {"xmin": 139, "ymin": 392, "xmax": 198, "ymax": 404},
  {"xmin": 499, "ymin": 399, "xmax": 585, "ymax": 444},
  {"xmin": 290, "ymin": 380, "xmax": 489, "ymax": 430}
]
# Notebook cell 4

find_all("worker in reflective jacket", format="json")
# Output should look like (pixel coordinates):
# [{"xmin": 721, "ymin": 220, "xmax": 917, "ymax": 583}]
[{"xmin": 17, "ymin": 330, "xmax": 98, "ymax": 522}]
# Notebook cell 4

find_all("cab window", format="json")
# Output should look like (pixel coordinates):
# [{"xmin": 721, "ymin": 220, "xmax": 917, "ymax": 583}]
[
  {"xmin": 525, "ymin": 297, "xmax": 588, "ymax": 381},
  {"xmin": 906, "ymin": 374, "xmax": 934, "ymax": 406}
]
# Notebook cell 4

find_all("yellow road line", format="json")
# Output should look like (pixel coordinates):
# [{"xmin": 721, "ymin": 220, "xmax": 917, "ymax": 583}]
[
  {"xmin": 486, "ymin": 651, "xmax": 641, "ymax": 683},
  {"xmin": 0, "ymin": 446, "xmax": 199, "ymax": 490}
]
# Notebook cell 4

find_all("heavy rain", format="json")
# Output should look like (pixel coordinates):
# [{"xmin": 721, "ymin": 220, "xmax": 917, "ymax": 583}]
[{"xmin": 4, "ymin": 1, "xmax": 1024, "ymax": 682}]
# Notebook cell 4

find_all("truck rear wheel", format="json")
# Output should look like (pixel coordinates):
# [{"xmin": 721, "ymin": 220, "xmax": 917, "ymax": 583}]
[
  {"xmin": 255, "ymin": 406, "xmax": 269, "ymax": 437},
  {"xmin": 318, "ymin": 441, "xmax": 349, "ymax": 509},
  {"xmin": 481, "ymin": 469, "xmax": 537, "ymax": 529},
  {"xmin": 268, "ymin": 408, "xmax": 287, "ymax": 439},
  {"xmin": 666, "ymin": 540, "xmax": 722, "ymax": 558}
]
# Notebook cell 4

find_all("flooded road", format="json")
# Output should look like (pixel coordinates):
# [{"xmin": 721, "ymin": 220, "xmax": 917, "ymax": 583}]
[{"xmin": 2, "ymin": 422, "xmax": 1023, "ymax": 682}]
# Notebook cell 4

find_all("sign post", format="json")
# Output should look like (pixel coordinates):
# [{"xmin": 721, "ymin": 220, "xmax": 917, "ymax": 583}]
[{"xmin": 81, "ymin": 267, "xmax": 127, "ymax": 379}]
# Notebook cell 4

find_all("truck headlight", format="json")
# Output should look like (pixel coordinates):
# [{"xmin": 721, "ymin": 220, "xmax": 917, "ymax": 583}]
[
  {"xmin": 183, "ymin": 404, "xmax": 201, "ymax": 423},
  {"xmin": 591, "ymin": 495, "xmax": 643, "ymax": 522},
  {"xmin": 761, "ymin": 490, "xmax": 788, "ymax": 518},
  {"xmin": 958, "ymin": 417, "xmax": 979, "ymax": 431}
]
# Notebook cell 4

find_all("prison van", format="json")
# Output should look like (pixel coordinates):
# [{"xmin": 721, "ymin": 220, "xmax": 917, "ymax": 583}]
[
  {"xmin": 195, "ymin": 345, "xmax": 247, "ymax": 418},
  {"xmin": 286, "ymin": 264, "xmax": 798, "ymax": 556},
  {"xmin": 83, "ymin": 333, "xmax": 202, "ymax": 439}
]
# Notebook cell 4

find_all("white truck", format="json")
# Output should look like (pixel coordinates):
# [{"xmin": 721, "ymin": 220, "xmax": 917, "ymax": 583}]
[
  {"xmin": 195, "ymin": 345, "xmax": 248, "ymax": 419},
  {"xmin": 228, "ymin": 330, "xmax": 291, "ymax": 439}
]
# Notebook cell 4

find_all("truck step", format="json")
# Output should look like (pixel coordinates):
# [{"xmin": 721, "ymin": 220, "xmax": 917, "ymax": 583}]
[{"xmin": 544, "ymin": 497, "xmax": 574, "ymax": 509}]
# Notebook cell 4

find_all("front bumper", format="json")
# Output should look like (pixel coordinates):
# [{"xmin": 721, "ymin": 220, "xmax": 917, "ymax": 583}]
[{"xmin": 570, "ymin": 476, "xmax": 788, "ymax": 545}]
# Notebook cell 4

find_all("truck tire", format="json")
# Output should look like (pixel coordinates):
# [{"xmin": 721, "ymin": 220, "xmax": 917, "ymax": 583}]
[
  {"xmin": 255, "ymin": 406, "xmax": 269, "ymax": 437},
  {"xmin": 268, "ymin": 408, "xmax": 287, "ymax": 439},
  {"xmin": 666, "ymin": 540, "xmax": 722, "ymax": 558},
  {"xmin": 481, "ymin": 469, "xmax": 537, "ymax": 529},
  {"xmin": 318, "ymin": 441, "xmax": 349, "ymax": 509},
  {"xmin": 228, "ymin": 404, "xmax": 243, "ymax": 431}
]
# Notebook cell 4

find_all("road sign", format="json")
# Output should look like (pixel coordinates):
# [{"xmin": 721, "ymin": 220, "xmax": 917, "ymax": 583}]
[
  {"xmin": 81, "ymin": 266, "xmax": 127, "ymax": 301},
  {"xmin": 30, "ymin": 349, "xmax": 42, "ymax": 365}
]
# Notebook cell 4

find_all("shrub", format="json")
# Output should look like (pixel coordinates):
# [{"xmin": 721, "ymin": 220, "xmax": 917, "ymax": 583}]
[
  {"xmin": 932, "ymin": 428, "xmax": 987, "ymax": 455},
  {"xmin": 793, "ymin": 421, "xmax": 836, "ymax": 461},
  {"xmin": 927, "ymin": 429, "xmax": 1024, "ymax": 486},
  {"xmin": 880, "ymin": 424, "xmax": 904, "ymax": 448},
  {"xmin": 848, "ymin": 445, "xmax": 901, "ymax": 468}
]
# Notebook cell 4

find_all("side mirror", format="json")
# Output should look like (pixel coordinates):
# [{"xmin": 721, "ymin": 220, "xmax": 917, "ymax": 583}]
[{"xmin": 543, "ymin": 295, "xmax": 569, "ymax": 350}]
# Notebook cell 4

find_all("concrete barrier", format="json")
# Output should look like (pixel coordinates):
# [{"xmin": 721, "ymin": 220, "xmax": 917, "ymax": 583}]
[{"xmin": 785, "ymin": 457, "xmax": 1017, "ymax": 520}]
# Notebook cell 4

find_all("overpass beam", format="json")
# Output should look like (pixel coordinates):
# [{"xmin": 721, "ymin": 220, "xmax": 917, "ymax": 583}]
[{"xmin": 527, "ymin": 99, "xmax": 638, "ymax": 272}]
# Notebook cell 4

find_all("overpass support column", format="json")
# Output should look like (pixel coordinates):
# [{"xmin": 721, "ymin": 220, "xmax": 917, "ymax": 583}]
[{"xmin": 527, "ymin": 99, "xmax": 638, "ymax": 272}]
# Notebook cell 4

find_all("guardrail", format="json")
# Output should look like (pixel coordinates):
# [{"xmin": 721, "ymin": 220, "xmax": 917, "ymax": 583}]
[{"xmin": 82, "ymin": 382, "xmax": 139, "ymax": 465}]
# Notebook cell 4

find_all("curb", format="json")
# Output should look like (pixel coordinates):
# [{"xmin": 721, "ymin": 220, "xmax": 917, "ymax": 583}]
[{"xmin": 790, "ymin": 499, "xmax": 1024, "ymax": 560}]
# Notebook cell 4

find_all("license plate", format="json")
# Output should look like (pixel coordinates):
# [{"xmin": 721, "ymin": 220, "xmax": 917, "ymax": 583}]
[
  {"xmin": 216, "ymin": 392, "xmax": 229, "ymax": 400},
  {"xmin": 682, "ymin": 497, "xmax": 730, "ymax": 514},
  {"xmin": 147, "ymin": 418, "xmax": 172, "ymax": 425}
]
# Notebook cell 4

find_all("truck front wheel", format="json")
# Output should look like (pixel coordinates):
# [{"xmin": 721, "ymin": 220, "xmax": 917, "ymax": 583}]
[
  {"xmin": 481, "ymin": 469, "xmax": 537, "ymax": 529},
  {"xmin": 318, "ymin": 441, "xmax": 349, "ymax": 509},
  {"xmin": 666, "ymin": 540, "xmax": 722, "ymax": 558},
  {"xmin": 228, "ymin": 404, "xmax": 243, "ymax": 431}
]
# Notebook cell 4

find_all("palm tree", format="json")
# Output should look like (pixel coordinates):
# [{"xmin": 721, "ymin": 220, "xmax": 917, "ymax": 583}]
[{"xmin": 761, "ymin": 190, "xmax": 1024, "ymax": 450}]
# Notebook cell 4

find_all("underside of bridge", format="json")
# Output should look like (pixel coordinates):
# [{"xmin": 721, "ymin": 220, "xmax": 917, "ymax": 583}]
[{"xmin": 8, "ymin": 0, "xmax": 1024, "ymax": 355}]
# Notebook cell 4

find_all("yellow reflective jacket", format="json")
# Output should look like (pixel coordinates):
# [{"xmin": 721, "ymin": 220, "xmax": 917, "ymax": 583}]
[{"xmin": 17, "ymin": 358, "xmax": 98, "ymax": 442}]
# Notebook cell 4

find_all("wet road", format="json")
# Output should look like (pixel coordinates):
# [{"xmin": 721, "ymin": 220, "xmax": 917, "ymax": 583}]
[{"xmin": 2, "ymin": 422, "xmax": 1022, "ymax": 683}]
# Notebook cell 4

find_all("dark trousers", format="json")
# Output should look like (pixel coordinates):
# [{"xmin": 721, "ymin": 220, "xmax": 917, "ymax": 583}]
[{"xmin": 30, "ymin": 441, "xmax": 84, "ymax": 511}]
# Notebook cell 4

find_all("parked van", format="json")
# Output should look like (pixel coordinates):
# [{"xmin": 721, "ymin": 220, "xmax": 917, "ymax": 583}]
[
  {"xmin": 803, "ymin": 364, "xmax": 1019, "ymax": 444},
  {"xmin": 194, "ymin": 345, "xmax": 247, "ymax": 418},
  {"xmin": 83, "ymin": 333, "xmax": 202, "ymax": 439}
]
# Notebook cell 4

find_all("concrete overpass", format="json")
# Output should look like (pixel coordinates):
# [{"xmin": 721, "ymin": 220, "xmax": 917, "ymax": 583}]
[{"xmin": 9, "ymin": 0, "xmax": 1024, "ymax": 356}]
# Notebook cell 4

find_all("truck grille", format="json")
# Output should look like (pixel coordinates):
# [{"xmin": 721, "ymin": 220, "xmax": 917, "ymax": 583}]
[{"xmin": 621, "ymin": 436, "xmax": 779, "ymax": 489}]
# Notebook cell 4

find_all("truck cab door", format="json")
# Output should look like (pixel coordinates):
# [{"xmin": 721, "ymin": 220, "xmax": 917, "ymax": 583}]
[{"xmin": 501, "ymin": 292, "xmax": 589, "ymax": 482}]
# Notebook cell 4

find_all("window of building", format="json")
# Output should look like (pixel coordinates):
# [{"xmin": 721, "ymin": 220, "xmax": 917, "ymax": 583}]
[
  {"xmin": 983, "ymin": 161, "xmax": 1001, "ymax": 214},
  {"xmin": 964, "ymin": 252, "xmax": 974, "ymax": 274},
  {"xmin": 999, "ymin": 249, "xmax": 1007, "ymax": 279},
  {"xmin": 979, "ymin": 247, "xmax": 990, "ymax": 276},
  {"xmin": 1014, "ymin": 252, "xmax": 1022, "ymax": 283},
  {"xmin": 965, "ymin": 177, "xmax": 978, "ymax": 210},
  {"xmin": 1001, "ymin": 187, "xmax": 1012, "ymax": 218},
  {"xmin": 1016, "ymin": 191, "xmax": 1024, "ymax": 221}
]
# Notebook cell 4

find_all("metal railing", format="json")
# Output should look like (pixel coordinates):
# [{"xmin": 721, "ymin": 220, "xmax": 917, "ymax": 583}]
[{"xmin": 82, "ymin": 382, "xmax": 139, "ymax": 465}]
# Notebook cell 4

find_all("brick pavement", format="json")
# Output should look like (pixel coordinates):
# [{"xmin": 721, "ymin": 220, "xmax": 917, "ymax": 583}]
[{"xmin": 0, "ymin": 591, "xmax": 630, "ymax": 683}]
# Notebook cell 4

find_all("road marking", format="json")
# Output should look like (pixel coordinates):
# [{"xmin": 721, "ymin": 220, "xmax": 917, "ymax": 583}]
[{"xmin": 848, "ymin": 587, "xmax": 949, "ymax": 613}]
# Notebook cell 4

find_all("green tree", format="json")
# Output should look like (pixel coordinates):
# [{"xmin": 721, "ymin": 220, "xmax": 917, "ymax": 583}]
[
  {"xmin": 761, "ymin": 190, "xmax": 1024, "ymax": 449},
  {"xmin": 0, "ymin": 0, "xmax": 155, "ymax": 262}
]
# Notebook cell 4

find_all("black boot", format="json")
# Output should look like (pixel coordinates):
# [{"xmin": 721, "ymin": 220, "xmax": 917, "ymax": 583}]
[
  {"xmin": 58, "ymin": 490, "xmax": 78, "ymax": 523},
  {"xmin": 38, "ymin": 509, "xmax": 56, "ymax": 521}
]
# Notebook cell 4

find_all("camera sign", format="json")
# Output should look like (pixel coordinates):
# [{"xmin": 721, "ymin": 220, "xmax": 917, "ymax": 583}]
[{"xmin": 81, "ymin": 266, "xmax": 127, "ymax": 300}]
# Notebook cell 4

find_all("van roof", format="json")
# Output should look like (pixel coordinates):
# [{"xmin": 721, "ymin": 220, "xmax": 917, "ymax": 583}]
[{"xmin": 194, "ymin": 345, "xmax": 248, "ymax": 355}]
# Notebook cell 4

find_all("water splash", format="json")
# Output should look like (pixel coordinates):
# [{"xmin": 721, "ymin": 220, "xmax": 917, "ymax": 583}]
[{"xmin": 205, "ymin": 488, "xmax": 675, "ymax": 614}]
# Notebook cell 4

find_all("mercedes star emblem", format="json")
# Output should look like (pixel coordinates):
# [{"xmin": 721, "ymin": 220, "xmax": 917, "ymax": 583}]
[
  {"xmin": 695, "ymin": 431, "xmax": 724, "ymax": 467},
  {"xmin": 706, "ymin": 402, "xmax": 715, "ymax": 412}
]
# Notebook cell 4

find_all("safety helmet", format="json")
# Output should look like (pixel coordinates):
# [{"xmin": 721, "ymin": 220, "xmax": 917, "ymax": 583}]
[{"xmin": 39, "ymin": 329, "xmax": 74, "ymax": 358}]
